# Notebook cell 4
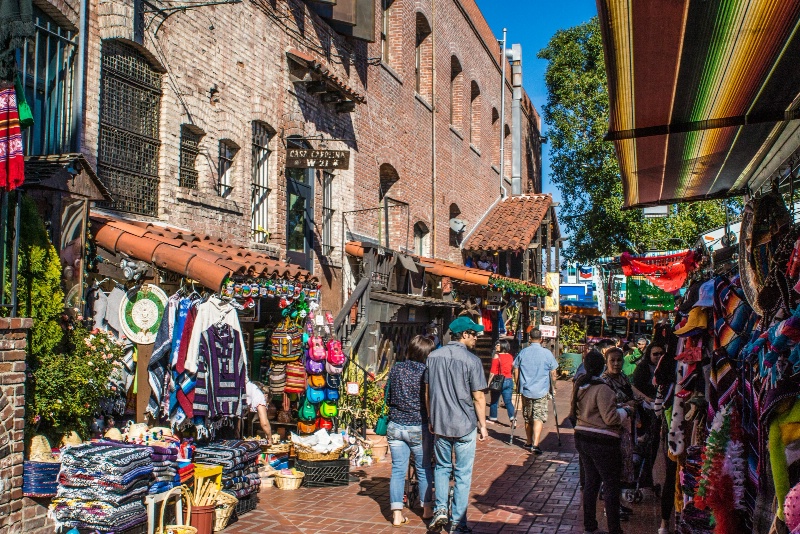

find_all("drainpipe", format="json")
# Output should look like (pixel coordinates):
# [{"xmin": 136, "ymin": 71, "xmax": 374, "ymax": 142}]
[
  {"xmin": 498, "ymin": 29, "xmax": 507, "ymax": 198},
  {"xmin": 508, "ymin": 44, "xmax": 522, "ymax": 195},
  {"xmin": 430, "ymin": 0, "xmax": 437, "ymax": 257},
  {"xmin": 71, "ymin": 0, "xmax": 89, "ymax": 153}
]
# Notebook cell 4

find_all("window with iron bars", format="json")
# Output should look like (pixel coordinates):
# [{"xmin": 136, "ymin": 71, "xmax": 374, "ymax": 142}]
[
  {"xmin": 218, "ymin": 139, "xmax": 238, "ymax": 198},
  {"xmin": 251, "ymin": 122, "xmax": 272, "ymax": 243},
  {"xmin": 179, "ymin": 125, "xmax": 203, "ymax": 189},
  {"xmin": 322, "ymin": 171, "xmax": 334, "ymax": 256},
  {"xmin": 96, "ymin": 40, "xmax": 162, "ymax": 216},
  {"xmin": 19, "ymin": 7, "xmax": 77, "ymax": 156}
]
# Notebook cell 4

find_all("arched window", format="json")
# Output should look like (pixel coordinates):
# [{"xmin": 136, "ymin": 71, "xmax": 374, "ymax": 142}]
[
  {"xmin": 415, "ymin": 13, "xmax": 432, "ymax": 102},
  {"xmin": 97, "ymin": 40, "xmax": 162, "ymax": 216},
  {"xmin": 503, "ymin": 124, "xmax": 511, "ymax": 177},
  {"xmin": 251, "ymin": 121, "xmax": 275, "ymax": 243},
  {"xmin": 379, "ymin": 162, "xmax": 400, "ymax": 200},
  {"xmin": 449, "ymin": 203, "xmax": 462, "ymax": 247},
  {"xmin": 379, "ymin": 163, "xmax": 403, "ymax": 250},
  {"xmin": 414, "ymin": 221, "xmax": 430, "ymax": 256},
  {"xmin": 450, "ymin": 56, "xmax": 463, "ymax": 129},
  {"xmin": 491, "ymin": 108, "xmax": 500, "ymax": 167},
  {"xmin": 218, "ymin": 138, "xmax": 239, "ymax": 198},
  {"xmin": 469, "ymin": 81, "xmax": 481, "ymax": 148},
  {"xmin": 381, "ymin": 0, "xmax": 399, "ymax": 65}
]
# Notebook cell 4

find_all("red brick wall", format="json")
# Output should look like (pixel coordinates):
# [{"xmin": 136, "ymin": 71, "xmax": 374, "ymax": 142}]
[{"xmin": 0, "ymin": 318, "xmax": 52, "ymax": 534}]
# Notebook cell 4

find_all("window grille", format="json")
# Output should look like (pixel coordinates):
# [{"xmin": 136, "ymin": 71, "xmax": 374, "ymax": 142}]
[
  {"xmin": 179, "ymin": 125, "xmax": 202, "ymax": 189},
  {"xmin": 322, "ymin": 171, "xmax": 334, "ymax": 256},
  {"xmin": 96, "ymin": 40, "xmax": 162, "ymax": 216},
  {"xmin": 251, "ymin": 122, "xmax": 272, "ymax": 243},
  {"xmin": 19, "ymin": 8, "xmax": 77, "ymax": 155},
  {"xmin": 218, "ymin": 139, "xmax": 238, "ymax": 197}
]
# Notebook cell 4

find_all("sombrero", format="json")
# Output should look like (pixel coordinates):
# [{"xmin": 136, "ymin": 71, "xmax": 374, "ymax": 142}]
[{"xmin": 28, "ymin": 435, "xmax": 57, "ymax": 463}]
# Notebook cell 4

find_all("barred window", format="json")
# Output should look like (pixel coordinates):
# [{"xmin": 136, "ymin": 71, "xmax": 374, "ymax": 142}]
[
  {"xmin": 251, "ymin": 122, "xmax": 273, "ymax": 243},
  {"xmin": 322, "ymin": 171, "xmax": 334, "ymax": 256},
  {"xmin": 20, "ymin": 8, "xmax": 77, "ymax": 156},
  {"xmin": 96, "ymin": 40, "xmax": 162, "ymax": 216},
  {"xmin": 179, "ymin": 125, "xmax": 203, "ymax": 189},
  {"xmin": 218, "ymin": 139, "xmax": 238, "ymax": 198}
]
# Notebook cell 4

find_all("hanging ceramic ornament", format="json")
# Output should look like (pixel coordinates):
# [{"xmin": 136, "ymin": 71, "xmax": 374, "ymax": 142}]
[
  {"xmin": 222, "ymin": 281, "xmax": 234, "ymax": 298},
  {"xmin": 233, "ymin": 283, "xmax": 243, "ymax": 297},
  {"xmin": 259, "ymin": 282, "xmax": 268, "ymax": 297},
  {"xmin": 279, "ymin": 297, "xmax": 289, "ymax": 309},
  {"xmin": 119, "ymin": 284, "xmax": 168, "ymax": 345}
]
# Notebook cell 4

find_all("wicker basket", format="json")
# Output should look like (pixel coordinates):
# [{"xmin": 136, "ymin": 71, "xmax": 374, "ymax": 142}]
[
  {"xmin": 264, "ymin": 442, "xmax": 290, "ymax": 454},
  {"xmin": 212, "ymin": 491, "xmax": 238, "ymax": 532},
  {"xmin": 156, "ymin": 487, "xmax": 198, "ymax": 534},
  {"xmin": 274, "ymin": 471, "xmax": 304, "ymax": 490},
  {"xmin": 294, "ymin": 444, "xmax": 344, "ymax": 462}
]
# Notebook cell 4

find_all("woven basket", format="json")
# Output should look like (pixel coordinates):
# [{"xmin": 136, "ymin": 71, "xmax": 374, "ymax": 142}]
[
  {"xmin": 156, "ymin": 486, "xmax": 197, "ymax": 534},
  {"xmin": 294, "ymin": 444, "xmax": 344, "ymax": 462},
  {"xmin": 274, "ymin": 471, "xmax": 304, "ymax": 490},
  {"xmin": 264, "ymin": 443, "xmax": 290, "ymax": 454},
  {"xmin": 212, "ymin": 491, "xmax": 238, "ymax": 532}
]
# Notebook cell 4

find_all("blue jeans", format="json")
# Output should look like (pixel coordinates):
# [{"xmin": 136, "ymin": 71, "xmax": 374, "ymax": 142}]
[
  {"xmin": 489, "ymin": 377, "xmax": 516, "ymax": 420},
  {"xmin": 433, "ymin": 428, "xmax": 477, "ymax": 528},
  {"xmin": 388, "ymin": 421, "xmax": 433, "ymax": 510}
]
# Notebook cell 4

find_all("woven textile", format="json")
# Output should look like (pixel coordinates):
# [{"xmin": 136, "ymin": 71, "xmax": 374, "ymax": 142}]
[
  {"xmin": 61, "ymin": 443, "xmax": 153, "ymax": 475},
  {"xmin": 0, "ymin": 86, "xmax": 24, "ymax": 191},
  {"xmin": 50, "ymin": 498, "xmax": 146, "ymax": 531}
]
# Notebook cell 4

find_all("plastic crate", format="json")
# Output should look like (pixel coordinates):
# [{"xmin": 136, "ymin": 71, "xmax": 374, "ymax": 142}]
[
  {"xmin": 295, "ymin": 459, "xmax": 350, "ymax": 487},
  {"xmin": 235, "ymin": 493, "xmax": 258, "ymax": 516}
]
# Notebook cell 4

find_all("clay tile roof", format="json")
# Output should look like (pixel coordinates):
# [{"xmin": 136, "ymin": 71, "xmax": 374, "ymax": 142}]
[
  {"xmin": 343, "ymin": 242, "xmax": 550, "ymax": 295},
  {"xmin": 464, "ymin": 194, "xmax": 553, "ymax": 252},
  {"xmin": 286, "ymin": 48, "xmax": 366, "ymax": 104},
  {"xmin": 91, "ymin": 212, "xmax": 317, "ymax": 291}
]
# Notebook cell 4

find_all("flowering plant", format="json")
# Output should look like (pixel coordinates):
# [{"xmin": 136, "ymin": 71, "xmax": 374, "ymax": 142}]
[
  {"xmin": 29, "ymin": 326, "xmax": 123, "ymax": 439},
  {"xmin": 337, "ymin": 359, "xmax": 389, "ymax": 429}
]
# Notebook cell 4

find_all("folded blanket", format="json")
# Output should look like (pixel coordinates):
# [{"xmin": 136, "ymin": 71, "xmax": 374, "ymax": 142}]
[
  {"xmin": 50, "ymin": 499, "xmax": 146, "ymax": 530},
  {"xmin": 149, "ymin": 481, "xmax": 180, "ymax": 494},
  {"xmin": 62, "ymin": 444, "xmax": 153, "ymax": 475},
  {"xmin": 151, "ymin": 453, "xmax": 178, "ymax": 463},
  {"xmin": 58, "ymin": 466, "xmax": 153, "ymax": 492},
  {"xmin": 55, "ymin": 480, "xmax": 149, "ymax": 505}
]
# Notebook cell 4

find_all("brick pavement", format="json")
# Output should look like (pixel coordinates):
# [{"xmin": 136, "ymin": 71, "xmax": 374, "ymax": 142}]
[{"xmin": 227, "ymin": 383, "xmax": 662, "ymax": 533}]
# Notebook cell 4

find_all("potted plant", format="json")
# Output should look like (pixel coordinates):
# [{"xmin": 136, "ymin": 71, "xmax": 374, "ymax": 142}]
[{"xmin": 338, "ymin": 361, "xmax": 390, "ymax": 460}]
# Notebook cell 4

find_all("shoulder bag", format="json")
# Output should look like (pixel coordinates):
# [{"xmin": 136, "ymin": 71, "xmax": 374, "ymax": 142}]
[
  {"xmin": 489, "ymin": 373, "xmax": 505, "ymax": 392},
  {"xmin": 374, "ymin": 378, "xmax": 390, "ymax": 436}
]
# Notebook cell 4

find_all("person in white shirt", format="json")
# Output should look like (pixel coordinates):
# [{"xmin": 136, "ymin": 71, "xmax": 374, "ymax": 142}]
[{"xmin": 246, "ymin": 381, "xmax": 272, "ymax": 444}]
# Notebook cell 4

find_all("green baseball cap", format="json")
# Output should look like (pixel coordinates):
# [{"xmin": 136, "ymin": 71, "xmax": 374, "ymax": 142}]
[{"xmin": 449, "ymin": 316, "xmax": 484, "ymax": 334}]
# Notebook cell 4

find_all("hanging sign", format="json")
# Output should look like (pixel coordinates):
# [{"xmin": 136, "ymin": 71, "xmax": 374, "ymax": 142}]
[
  {"xmin": 539, "ymin": 325, "xmax": 558, "ymax": 338},
  {"xmin": 286, "ymin": 149, "xmax": 350, "ymax": 169}
]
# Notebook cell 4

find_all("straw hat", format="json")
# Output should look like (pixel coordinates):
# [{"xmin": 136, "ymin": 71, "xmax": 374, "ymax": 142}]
[
  {"xmin": 122, "ymin": 422, "xmax": 149, "ymax": 443},
  {"xmin": 29, "ymin": 435, "xmax": 57, "ymax": 463},
  {"xmin": 60, "ymin": 431, "xmax": 83, "ymax": 448},
  {"xmin": 104, "ymin": 427, "xmax": 123, "ymax": 441}
]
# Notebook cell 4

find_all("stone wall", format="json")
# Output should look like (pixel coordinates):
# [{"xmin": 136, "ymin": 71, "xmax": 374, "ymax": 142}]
[{"xmin": 0, "ymin": 317, "xmax": 52, "ymax": 534}]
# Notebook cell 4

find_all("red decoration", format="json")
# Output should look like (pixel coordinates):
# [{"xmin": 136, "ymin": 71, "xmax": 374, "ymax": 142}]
[{"xmin": 620, "ymin": 250, "xmax": 700, "ymax": 293}]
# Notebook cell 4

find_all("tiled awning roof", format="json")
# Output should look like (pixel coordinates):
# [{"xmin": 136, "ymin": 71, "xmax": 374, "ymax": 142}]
[
  {"xmin": 344, "ymin": 241, "xmax": 550, "ymax": 295},
  {"xmin": 464, "ymin": 194, "xmax": 554, "ymax": 252},
  {"xmin": 287, "ymin": 48, "xmax": 366, "ymax": 104},
  {"xmin": 597, "ymin": 0, "xmax": 800, "ymax": 208},
  {"xmin": 91, "ymin": 212, "xmax": 316, "ymax": 292}
]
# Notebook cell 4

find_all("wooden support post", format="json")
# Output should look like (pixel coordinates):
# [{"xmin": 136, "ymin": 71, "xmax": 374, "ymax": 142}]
[{"xmin": 136, "ymin": 344, "xmax": 153, "ymax": 423}]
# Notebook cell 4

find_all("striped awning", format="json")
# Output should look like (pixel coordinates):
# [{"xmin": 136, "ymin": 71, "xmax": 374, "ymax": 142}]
[{"xmin": 597, "ymin": 0, "xmax": 800, "ymax": 208}]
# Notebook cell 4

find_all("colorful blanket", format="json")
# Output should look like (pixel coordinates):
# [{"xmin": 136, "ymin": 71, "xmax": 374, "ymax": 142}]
[{"xmin": 0, "ymin": 86, "xmax": 24, "ymax": 191}]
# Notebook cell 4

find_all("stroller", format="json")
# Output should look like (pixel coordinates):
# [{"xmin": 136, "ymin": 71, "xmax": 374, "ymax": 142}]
[{"xmin": 623, "ymin": 402, "xmax": 662, "ymax": 503}]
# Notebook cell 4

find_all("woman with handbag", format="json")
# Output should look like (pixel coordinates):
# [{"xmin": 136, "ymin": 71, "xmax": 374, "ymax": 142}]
[
  {"xmin": 487, "ymin": 339, "xmax": 516, "ymax": 427},
  {"xmin": 384, "ymin": 335, "xmax": 436, "ymax": 527}
]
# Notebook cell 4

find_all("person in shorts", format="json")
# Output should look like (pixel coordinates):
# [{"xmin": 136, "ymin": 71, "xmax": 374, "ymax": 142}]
[{"xmin": 513, "ymin": 329, "xmax": 558, "ymax": 454}]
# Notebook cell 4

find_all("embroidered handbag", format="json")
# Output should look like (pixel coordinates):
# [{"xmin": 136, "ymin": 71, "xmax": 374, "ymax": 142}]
[
  {"xmin": 326, "ymin": 339, "xmax": 346, "ymax": 365},
  {"xmin": 284, "ymin": 360, "xmax": 306, "ymax": 394},
  {"xmin": 271, "ymin": 319, "xmax": 303, "ymax": 362},
  {"xmin": 305, "ymin": 357, "xmax": 325, "ymax": 375},
  {"xmin": 309, "ymin": 336, "xmax": 327, "ymax": 361},
  {"xmin": 374, "ymin": 379, "xmax": 389, "ymax": 436}
]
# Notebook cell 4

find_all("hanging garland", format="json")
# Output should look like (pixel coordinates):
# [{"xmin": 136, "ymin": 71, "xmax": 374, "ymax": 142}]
[{"xmin": 487, "ymin": 277, "xmax": 549, "ymax": 297}]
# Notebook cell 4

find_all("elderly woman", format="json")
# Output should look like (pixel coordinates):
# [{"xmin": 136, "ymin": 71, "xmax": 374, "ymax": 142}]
[
  {"xmin": 386, "ymin": 335, "xmax": 436, "ymax": 527},
  {"xmin": 571, "ymin": 349, "xmax": 630, "ymax": 534}
]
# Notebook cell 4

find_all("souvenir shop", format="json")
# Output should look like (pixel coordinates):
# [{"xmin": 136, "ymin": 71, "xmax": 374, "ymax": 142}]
[{"xmin": 21, "ymin": 211, "xmax": 366, "ymax": 534}]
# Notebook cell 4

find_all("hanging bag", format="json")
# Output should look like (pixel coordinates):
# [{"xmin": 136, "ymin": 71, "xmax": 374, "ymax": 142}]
[
  {"xmin": 374, "ymin": 378, "xmax": 390, "ymax": 436},
  {"xmin": 489, "ymin": 373, "xmax": 505, "ymax": 392},
  {"xmin": 271, "ymin": 319, "xmax": 302, "ymax": 362},
  {"xmin": 284, "ymin": 360, "xmax": 306, "ymax": 394}
]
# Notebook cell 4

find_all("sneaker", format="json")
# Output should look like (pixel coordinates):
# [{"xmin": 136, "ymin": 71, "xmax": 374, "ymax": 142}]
[
  {"xmin": 532, "ymin": 446, "xmax": 543, "ymax": 455},
  {"xmin": 657, "ymin": 529, "xmax": 669, "ymax": 534},
  {"xmin": 486, "ymin": 418, "xmax": 498, "ymax": 424},
  {"xmin": 428, "ymin": 509, "xmax": 449, "ymax": 532}
]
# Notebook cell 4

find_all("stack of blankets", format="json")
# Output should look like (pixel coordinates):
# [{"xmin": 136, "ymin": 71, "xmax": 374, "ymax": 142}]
[
  {"xmin": 194, "ymin": 440, "xmax": 261, "ymax": 498},
  {"xmin": 50, "ymin": 443, "xmax": 152, "ymax": 532},
  {"xmin": 149, "ymin": 444, "xmax": 180, "ymax": 494},
  {"xmin": 177, "ymin": 461, "xmax": 194, "ymax": 487}
]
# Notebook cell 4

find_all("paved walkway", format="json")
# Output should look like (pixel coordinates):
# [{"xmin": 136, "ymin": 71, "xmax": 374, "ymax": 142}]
[{"xmin": 227, "ymin": 382, "xmax": 663, "ymax": 533}]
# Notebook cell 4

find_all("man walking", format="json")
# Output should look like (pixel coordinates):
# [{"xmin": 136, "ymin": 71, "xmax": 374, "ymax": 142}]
[
  {"xmin": 513, "ymin": 329, "xmax": 558, "ymax": 454},
  {"xmin": 425, "ymin": 316, "xmax": 488, "ymax": 534}
]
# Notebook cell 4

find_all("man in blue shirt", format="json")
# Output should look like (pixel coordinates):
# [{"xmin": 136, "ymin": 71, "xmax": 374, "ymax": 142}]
[
  {"xmin": 513, "ymin": 329, "xmax": 558, "ymax": 454},
  {"xmin": 425, "ymin": 316, "xmax": 488, "ymax": 533}
]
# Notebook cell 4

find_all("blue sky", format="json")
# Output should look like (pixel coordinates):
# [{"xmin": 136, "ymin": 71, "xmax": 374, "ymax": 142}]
[{"xmin": 475, "ymin": 1, "xmax": 598, "ymax": 203}]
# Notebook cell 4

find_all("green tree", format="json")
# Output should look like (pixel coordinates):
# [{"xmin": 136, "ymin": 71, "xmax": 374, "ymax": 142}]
[{"xmin": 538, "ymin": 18, "xmax": 731, "ymax": 264}]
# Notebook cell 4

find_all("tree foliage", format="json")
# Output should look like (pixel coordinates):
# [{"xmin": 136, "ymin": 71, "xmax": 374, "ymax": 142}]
[{"xmin": 538, "ymin": 18, "xmax": 732, "ymax": 264}]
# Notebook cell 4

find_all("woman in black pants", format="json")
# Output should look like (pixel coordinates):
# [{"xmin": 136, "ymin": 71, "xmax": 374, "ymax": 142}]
[{"xmin": 571, "ymin": 350, "xmax": 630, "ymax": 534}]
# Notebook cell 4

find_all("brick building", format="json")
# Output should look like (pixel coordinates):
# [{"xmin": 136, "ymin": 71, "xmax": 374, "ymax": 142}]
[{"xmin": 18, "ymin": 0, "xmax": 542, "ymax": 312}]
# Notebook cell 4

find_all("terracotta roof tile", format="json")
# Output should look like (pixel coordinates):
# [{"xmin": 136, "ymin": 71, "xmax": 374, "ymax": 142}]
[
  {"xmin": 287, "ymin": 49, "xmax": 366, "ymax": 104},
  {"xmin": 91, "ymin": 212, "xmax": 316, "ymax": 291},
  {"xmin": 463, "ymin": 194, "xmax": 553, "ymax": 252}
]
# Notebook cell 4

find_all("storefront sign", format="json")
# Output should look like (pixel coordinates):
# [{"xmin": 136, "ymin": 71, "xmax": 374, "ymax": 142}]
[
  {"xmin": 544, "ymin": 272, "xmax": 560, "ymax": 312},
  {"xmin": 286, "ymin": 149, "xmax": 350, "ymax": 169},
  {"xmin": 539, "ymin": 325, "xmax": 558, "ymax": 338}
]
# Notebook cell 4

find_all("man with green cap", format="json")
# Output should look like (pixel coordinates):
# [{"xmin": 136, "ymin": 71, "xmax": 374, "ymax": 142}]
[{"xmin": 425, "ymin": 316, "xmax": 488, "ymax": 534}]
